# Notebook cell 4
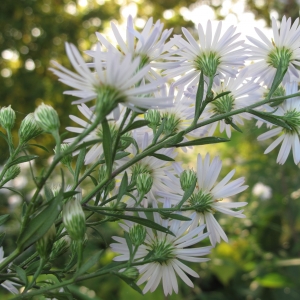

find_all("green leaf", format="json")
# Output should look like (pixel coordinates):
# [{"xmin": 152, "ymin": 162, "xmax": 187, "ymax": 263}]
[
  {"xmin": 28, "ymin": 143, "xmax": 49, "ymax": 152},
  {"xmin": 121, "ymin": 120, "xmax": 150, "ymax": 134},
  {"xmin": 174, "ymin": 137, "xmax": 230, "ymax": 147},
  {"xmin": 90, "ymin": 210, "xmax": 175, "ymax": 236},
  {"xmin": 124, "ymin": 232, "xmax": 133, "ymax": 259},
  {"xmin": 269, "ymin": 58, "xmax": 285, "ymax": 96},
  {"xmin": 73, "ymin": 138, "xmax": 103, "ymax": 152},
  {"xmin": 195, "ymin": 71, "xmax": 204, "ymax": 121},
  {"xmin": 75, "ymin": 250, "xmax": 103, "ymax": 278},
  {"xmin": 112, "ymin": 271, "xmax": 143, "ymax": 295},
  {"xmin": 63, "ymin": 190, "xmax": 79, "ymax": 199},
  {"xmin": 176, "ymin": 177, "xmax": 197, "ymax": 208},
  {"xmin": 7, "ymin": 155, "xmax": 38, "ymax": 168},
  {"xmin": 212, "ymin": 91, "xmax": 231, "ymax": 101},
  {"xmin": 0, "ymin": 233, "xmax": 5, "ymax": 247},
  {"xmin": 74, "ymin": 147, "xmax": 86, "ymax": 182},
  {"xmin": 159, "ymin": 212, "xmax": 191, "ymax": 221},
  {"xmin": 44, "ymin": 185, "xmax": 54, "ymax": 201},
  {"xmin": 14, "ymin": 265, "xmax": 28, "ymax": 286},
  {"xmin": 121, "ymin": 136, "xmax": 139, "ymax": 153},
  {"xmin": 256, "ymin": 273, "xmax": 290, "ymax": 288},
  {"xmin": 17, "ymin": 189, "xmax": 63, "ymax": 250},
  {"xmin": 150, "ymin": 153, "xmax": 175, "ymax": 161},
  {"xmin": 102, "ymin": 119, "xmax": 113, "ymax": 173},
  {"xmin": 229, "ymin": 121, "xmax": 243, "ymax": 133},
  {"xmin": 152, "ymin": 118, "xmax": 166, "ymax": 144},
  {"xmin": 0, "ymin": 214, "xmax": 9, "ymax": 226},
  {"xmin": 116, "ymin": 172, "xmax": 128, "ymax": 204},
  {"xmin": 0, "ymin": 187, "xmax": 24, "ymax": 197},
  {"xmin": 115, "ymin": 151, "xmax": 130, "ymax": 160},
  {"xmin": 248, "ymin": 109, "xmax": 292, "ymax": 130}
]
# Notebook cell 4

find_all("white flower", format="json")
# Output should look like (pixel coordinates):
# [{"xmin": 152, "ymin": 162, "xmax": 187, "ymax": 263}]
[
  {"xmin": 246, "ymin": 16, "xmax": 300, "ymax": 87},
  {"xmin": 0, "ymin": 247, "xmax": 19, "ymax": 294},
  {"xmin": 50, "ymin": 43, "xmax": 172, "ymax": 116},
  {"xmin": 110, "ymin": 201, "xmax": 211, "ymax": 296},
  {"xmin": 202, "ymin": 74, "xmax": 262, "ymax": 138},
  {"xmin": 159, "ymin": 153, "xmax": 248, "ymax": 247},
  {"xmin": 165, "ymin": 20, "xmax": 246, "ymax": 88},
  {"xmin": 257, "ymin": 82, "xmax": 300, "ymax": 164},
  {"xmin": 64, "ymin": 104, "xmax": 131, "ymax": 165},
  {"xmin": 87, "ymin": 15, "xmax": 178, "ymax": 79}
]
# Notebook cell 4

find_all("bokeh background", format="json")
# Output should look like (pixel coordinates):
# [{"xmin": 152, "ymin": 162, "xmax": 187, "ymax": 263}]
[{"xmin": 1, "ymin": 0, "xmax": 300, "ymax": 299}]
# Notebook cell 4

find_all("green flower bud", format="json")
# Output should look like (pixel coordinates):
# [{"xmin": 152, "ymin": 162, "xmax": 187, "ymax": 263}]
[
  {"xmin": 0, "ymin": 105, "xmax": 16, "ymax": 131},
  {"xmin": 18, "ymin": 113, "xmax": 43, "ymax": 144},
  {"xmin": 34, "ymin": 103, "xmax": 60, "ymax": 133},
  {"xmin": 129, "ymin": 224, "xmax": 146, "ymax": 246},
  {"xmin": 136, "ymin": 173, "xmax": 153, "ymax": 195},
  {"xmin": 162, "ymin": 113, "xmax": 180, "ymax": 135},
  {"xmin": 63, "ymin": 195, "xmax": 86, "ymax": 241},
  {"xmin": 1, "ymin": 165, "xmax": 20, "ymax": 185},
  {"xmin": 145, "ymin": 109, "xmax": 160, "ymax": 128},
  {"xmin": 54, "ymin": 143, "xmax": 72, "ymax": 166},
  {"xmin": 36, "ymin": 223, "xmax": 56, "ymax": 259},
  {"xmin": 180, "ymin": 169, "xmax": 197, "ymax": 192},
  {"xmin": 49, "ymin": 234, "xmax": 71, "ymax": 260},
  {"xmin": 119, "ymin": 267, "xmax": 139, "ymax": 280}
]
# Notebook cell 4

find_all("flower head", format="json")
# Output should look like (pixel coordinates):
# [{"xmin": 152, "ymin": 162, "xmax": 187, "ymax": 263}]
[
  {"xmin": 111, "ymin": 201, "xmax": 211, "ymax": 296},
  {"xmin": 257, "ymin": 82, "xmax": 300, "ymax": 164},
  {"xmin": 246, "ymin": 16, "xmax": 300, "ymax": 87}
]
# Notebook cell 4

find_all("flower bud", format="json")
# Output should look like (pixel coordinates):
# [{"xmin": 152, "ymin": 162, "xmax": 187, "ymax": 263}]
[
  {"xmin": 54, "ymin": 144, "xmax": 72, "ymax": 166},
  {"xmin": 1, "ymin": 165, "xmax": 20, "ymax": 185},
  {"xmin": 180, "ymin": 169, "xmax": 197, "ymax": 192},
  {"xmin": 145, "ymin": 109, "xmax": 160, "ymax": 128},
  {"xmin": 49, "ymin": 234, "xmax": 71, "ymax": 260},
  {"xmin": 34, "ymin": 103, "xmax": 60, "ymax": 133},
  {"xmin": 0, "ymin": 105, "xmax": 16, "ymax": 131},
  {"xmin": 36, "ymin": 223, "xmax": 56, "ymax": 259},
  {"xmin": 119, "ymin": 267, "xmax": 139, "ymax": 280},
  {"xmin": 63, "ymin": 195, "xmax": 86, "ymax": 241},
  {"xmin": 18, "ymin": 113, "xmax": 43, "ymax": 144},
  {"xmin": 136, "ymin": 173, "xmax": 153, "ymax": 195},
  {"xmin": 129, "ymin": 224, "xmax": 146, "ymax": 246}
]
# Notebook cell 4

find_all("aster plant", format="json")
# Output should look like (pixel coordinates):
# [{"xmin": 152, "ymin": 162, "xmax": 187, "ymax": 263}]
[{"xmin": 0, "ymin": 15, "xmax": 300, "ymax": 299}]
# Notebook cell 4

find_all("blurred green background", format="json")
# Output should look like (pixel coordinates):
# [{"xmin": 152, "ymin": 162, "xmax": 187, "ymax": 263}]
[{"xmin": 1, "ymin": 0, "xmax": 300, "ymax": 299}]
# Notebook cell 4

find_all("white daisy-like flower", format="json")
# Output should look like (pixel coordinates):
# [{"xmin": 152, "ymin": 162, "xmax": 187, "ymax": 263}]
[
  {"xmin": 202, "ymin": 74, "xmax": 262, "ymax": 138},
  {"xmin": 165, "ymin": 20, "xmax": 246, "ymax": 88},
  {"xmin": 110, "ymin": 201, "xmax": 212, "ymax": 296},
  {"xmin": 87, "ymin": 15, "xmax": 178, "ymax": 79},
  {"xmin": 50, "ymin": 43, "xmax": 172, "ymax": 117},
  {"xmin": 117, "ymin": 131, "xmax": 180, "ymax": 207},
  {"xmin": 64, "ymin": 104, "xmax": 131, "ymax": 165},
  {"xmin": 158, "ymin": 153, "xmax": 248, "ymax": 247},
  {"xmin": 246, "ymin": 16, "xmax": 300, "ymax": 87},
  {"xmin": 0, "ymin": 247, "xmax": 20, "ymax": 294},
  {"xmin": 257, "ymin": 81, "xmax": 300, "ymax": 164}
]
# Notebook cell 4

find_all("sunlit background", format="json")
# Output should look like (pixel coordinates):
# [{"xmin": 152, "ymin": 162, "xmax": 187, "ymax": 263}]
[{"xmin": 1, "ymin": 0, "xmax": 300, "ymax": 299}]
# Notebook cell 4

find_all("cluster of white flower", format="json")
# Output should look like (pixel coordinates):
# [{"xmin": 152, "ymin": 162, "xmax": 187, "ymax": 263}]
[{"xmin": 47, "ymin": 15, "xmax": 300, "ymax": 296}]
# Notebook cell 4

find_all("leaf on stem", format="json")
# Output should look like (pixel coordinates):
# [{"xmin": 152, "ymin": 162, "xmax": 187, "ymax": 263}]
[
  {"xmin": 121, "ymin": 120, "xmax": 150, "ymax": 134},
  {"xmin": 112, "ymin": 271, "xmax": 143, "ymax": 295},
  {"xmin": 0, "ymin": 214, "xmax": 9, "ymax": 226},
  {"xmin": 150, "ymin": 153, "xmax": 175, "ymax": 161},
  {"xmin": 28, "ymin": 144, "xmax": 49, "ymax": 153},
  {"xmin": 159, "ymin": 212, "xmax": 191, "ymax": 221},
  {"xmin": 102, "ymin": 119, "xmax": 113, "ymax": 174},
  {"xmin": 174, "ymin": 137, "xmax": 230, "ymax": 147},
  {"xmin": 116, "ymin": 172, "xmax": 128, "ymax": 204},
  {"xmin": 74, "ymin": 148, "xmax": 86, "ymax": 183},
  {"xmin": 194, "ymin": 71, "xmax": 204, "ymax": 121},
  {"xmin": 6, "ymin": 155, "xmax": 38, "ymax": 168},
  {"xmin": 14, "ymin": 265, "xmax": 28, "ymax": 286}
]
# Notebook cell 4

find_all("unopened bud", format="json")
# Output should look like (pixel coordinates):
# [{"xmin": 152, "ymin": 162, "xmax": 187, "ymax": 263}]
[
  {"xmin": 180, "ymin": 169, "xmax": 197, "ymax": 192},
  {"xmin": 0, "ymin": 105, "xmax": 16, "ymax": 131},
  {"xmin": 34, "ymin": 103, "xmax": 60, "ymax": 133},
  {"xmin": 145, "ymin": 110, "xmax": 160, "ymax": 128},
  {"xmin": 119, "ymin": 267, "xmax": 139, "ymax": 280},
  {"xmin": 19, "ymin": 113, "xmax": 43, "ymax": 144},
  {"xmin": 50, "ymin": 234, "xmax": 71, "ymax": 260},
  {"xmin": 136, "ymin": 173, "xmax": 153, "ymax": 195},
  {"xmin": 63, "ymin": 195, "xmax": 86, "ymax": 241},
  {"xmin": 54, "ymin": 144, "xmax": 72, "ymax": 166},
  {"xmin": 129, "ymin": 224, "xmax": 146, "ymax": 246},
  {"xmin": 36, "ymin": 223, "xmax": 56, "ymax": 259}
]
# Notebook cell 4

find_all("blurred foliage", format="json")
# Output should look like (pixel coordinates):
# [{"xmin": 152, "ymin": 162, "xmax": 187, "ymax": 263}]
[{"xmin": 1, "ymin": 0, "xmax": 300, "ymax": 299}]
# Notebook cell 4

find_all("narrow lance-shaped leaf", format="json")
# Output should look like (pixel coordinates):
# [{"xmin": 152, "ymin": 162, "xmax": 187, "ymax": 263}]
[
  {"xmin": 74, "ymin": 147, "xmax": 86, "ymax": 183},
  {"xmin": 7, "ymin": 155, "xmax": 38, "ymax": 168},
  {"xmin": 176, "ymin": 177, "xmax": 197, "ymax": 209},
  {"xmin": 116, "ymin": 172, "xmax": 128, "ymax": 204},
  {"xmin": 174, "ymin": 137, "xmax": 230, "ymax": 147},
  {"xmin": 75, "ymin": 250, "xmax": 104, "ymax": 278},
  {"xmin": 159, "ymin": 212, "xmax": 191, "ymax": 221},
  {"xmin": 102, "ymin": 118, "xmax": 113, "ymax": 174},
  {"xmin": 249, "ymin": 109, "xmax": 292, "ymax": 130},
  {"xmin": 150, "ymin": 153, "xmax": 175, "ymax": 161},
  {"xmin": 0, "ymin": 214, "xmax": 9, "ymax": 226},
  {"xmin": 194, "ymin": 71, "xmax": 204, "ymax": 121},
  {"xmin": 112, "ymin": 271, "xmax": 143, "ymax": 295},
  {"xmin": 121, "ymin": 120, "xmax": 150, "ymax": 134},
  {"xmin": 14, "ymin": 265, "xmax": 28, "ymax": 286}
]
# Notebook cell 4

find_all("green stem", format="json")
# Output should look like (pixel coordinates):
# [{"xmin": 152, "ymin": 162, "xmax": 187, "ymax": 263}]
[
  {"xmin": 76, "ymin": 241, "xmax": 84, "ymax": 270},
  {"xmin": 0, "ymin": 248, "xmax": 21, "ymax": 272},
  {"xmin": 25, "ymin": 257, "xmax": 45, "ymax": 291}
]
